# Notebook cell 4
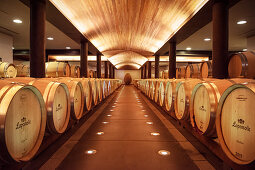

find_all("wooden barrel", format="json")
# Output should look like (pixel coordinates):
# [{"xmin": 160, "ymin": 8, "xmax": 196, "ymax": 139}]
[
  {"xmin": 216, "ymin": 82, "xmax": 255, "ymax": 164},
  {"xmin": 77, "ymin": 78, "xmax": 92, "ymax": 112},
  {"xmin": 164, "ymin": 79, "xmax": 185, "ymax": 112},
  {"xmin": 190, "ymin": 79, "xmax": 233, "ymax": 137},
  {"xmin": 9, "ymin": 78, "xmax": 71, "ymax": 134},
  {"xmin": 101, "ymin": 79, "xmax": 107, "ymax": 99},
  {"xmin": 154, "ymin": 80, "xmax": 160, "ymax": 103},
  {"xmin": 145, "ymin": 80, "xmax": 150, "ymax": 96},
  {"xmin": 228, "ymin": 51, "xmax": 255, "ymax": 79},
  {"xmin": 90, "ymin": 78, "xmax": 98, "ymax": 105},
  {"xmin": 200, "ymin": 61, "xmax": 212, "ymax": 78},
  {"xmin": 16, "ymin": 64, "xmax": 30, "ymax": 77},
  {"xmin": 149, "ymin": 80, "xmax": 156, "ymax": 100},
  {"xmin": 124, "ymin": 73, "xmax": 132, "ymax": 85},
  {"xmin": 31, "ymin": 79, "xmax": 70, "ymax": 134},
  {"xmin": 174, "ymin": 79, "xmax": 202, "ymax": 120},
  {"xmin": 176, "ymin": 68, "xmax": 181, "ymax": 79},
  {"xmin": 96, "ymin": 79, "xmax": 103, "ymax": 102},
  {"xmin": 0, "ymin": 62, "xmax": 17, "ymax": 78},
  {"xmin": 46, "ymin": 62, "xmax": 71, "ymax": 78},
  {"xmin": 0, "ymin": 80, "xmax": 46, "ymax": 162},
  {"xmin": 70, "ymin": 65, "xmax": 80, "ymax": 78},
  {"xmin": 56, "ymin": 78, "xmax": 84, "ymax": 120},
  {"xmin": 179, "ymin": 66, "xmax": 186, "ymax": 78},
  {"xmin": 185, "ymin": 64, "xmax": 201, "ymax": 78},
  {"xmin": 158, "ymin": 79, "xmax": 168, "ymax": 107}
]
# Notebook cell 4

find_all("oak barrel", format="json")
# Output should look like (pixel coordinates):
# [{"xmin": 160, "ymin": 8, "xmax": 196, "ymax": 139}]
[
  {"xmin": 124, "ymin": 73, "xmax": 132, "ymax": 85},
  {"xmin": 56, "ymin": 78, "xmax": 84, "ymax": 120},
  {"xmin": 96, "ymin": 79, "xmax": 103, "ymax": 102},
  {"xmin": 185, "ymin": 64, "xmax": 201, "ymax": 78},
  {"xmin": 154, "ymin": 79, "xmax": 162, "ymax": 103},
  {"xmin": 9, "ymin": 78, "xmax": 71, "ymax": 134},
  {"xmin": 0, "ymin": 80, "xmax": 46, "ymax": 162},
  {"xmin": 16, "ymin": 64, "xmax": 30, "ymax": 77},
  {"xmin": 90, "ymin": 78, "xmax": 98, "ymax": 105},
  {"xmin": 149, "ymin": 80, "xmax": 156, "ymax": 100},
  {"xmin": 200, "ymin": 61, "xmax": 212, "ymax": 78},
  {"xmin": 216, "ymin": 82, "xmax": 255, "ymax": 164},
  {"xmin": 0, "ymin": 62, "xmax": 17, "ymax": 78},
  {"xmin": 228, "ymin": 51, "xmax": 255, "ymax": 78},
  {"xmin": 158, "ymin": 79, "xmax": 168, "ymax": 107},
  {"xmin": 76, "ymin": 78, "xmax": 93, "ymax": 111},
  {"xmin": 174, "ymin": 79, "xmax": 202, "ymax": 120},
  {"xmin": 46, "ymin": 62, "xmax": 71, "ymax": 77},
  {"xmin": 70, "ymin": 65, "xmax": 80, "ymax": 78},
  {"xmin": 190, "ymin": 79, "xmax": 233, "ymax": 137},
  {"xmin": 165, "ymin": 79, "xmax": 185, "ymax": 112}
]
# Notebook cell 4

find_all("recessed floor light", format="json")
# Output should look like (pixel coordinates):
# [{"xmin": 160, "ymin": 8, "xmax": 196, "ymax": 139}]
[
  {"xmin": 13, "ymin": 19, "xmax": 22, "ymax": 23},
  {"xmin": 146, "ymin": 122, "xmax": 153, "ymax": 125},
  {"xmin": 110, "ymin": 110, "xmax": 114, "ymax": 111},
  {"xmin": 158, "ymin": 150, "xmax": 170, "ymax": 156},
  {"xmin": 144, "ymin": 115, "xmax": 148, "ymax": 117},
  {"xmin": 237, "ymin": 20, "xmax": 247, "ymax": 25},
  {"xmin": 204, "ymin": 38, "xmax": 211, "ymax": 41},
  {"xmin": 151, "ymin": 132, "xmax": 160, "ymax": 136},
  {"xmin": 47, "ymin": 37, "xmax": 54, "ymax": 40},
  {"xmin": 85, "ymin": 149, "xmax": 97, "ymax": 155},
  {"xmin": 186, "ymin": 47, "xmax": 191, "ymax": 50},
  {"xmin": 102, "ymin": 122, "xmax": 109, "ymax": 124},
  {"xmin": 107, "ymin": 114, "xmax": 112, "ymax": 117},
  {"xmin": 96, "ymin": 132, "xmax": 104, "ymax": 135},
  {"xmin": 142, "ymin": 110, "xmax": 146, "ymax": 111},
  {"xmin": 243, "ymin": 48, "xmax": 247, "ymax": 51}
]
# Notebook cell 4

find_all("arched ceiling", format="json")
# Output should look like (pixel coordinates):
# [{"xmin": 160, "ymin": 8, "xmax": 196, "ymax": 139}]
[{"xmin": 50, "ymin": 0, "xmax": 208, "ymax": 69}]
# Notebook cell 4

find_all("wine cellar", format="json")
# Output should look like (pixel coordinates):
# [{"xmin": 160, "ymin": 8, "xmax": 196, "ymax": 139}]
[{"xmin": 0, "ymin": 0, "xmax": 255, "ymax": 169}]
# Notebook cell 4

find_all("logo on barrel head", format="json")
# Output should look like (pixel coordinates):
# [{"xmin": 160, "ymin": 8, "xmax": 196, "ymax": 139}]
[
  {"xmin": 56, "ymin": 104, "xmax": 63, "ymax": 112},
  {"xmin": 20, "ymin": 94, "xmax": 27, "ymax": 102},
  {"xmin": 236, "ymin": 95, "xmax": 247, "ymax": 101},
  {"xmin": 199, "ymin": 105, "xmax": 206, "ymax": 112},
  {"xmin": 16, "ymin": 117, "xmax": 31, "ymax": 130},
  {"xmin": 232, "ymin": 118, "xmax": 250, "ymax": 132}
]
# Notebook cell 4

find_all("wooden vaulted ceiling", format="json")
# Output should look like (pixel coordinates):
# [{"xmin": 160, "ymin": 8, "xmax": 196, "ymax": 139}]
[{"xmin": 50, "ymin": 0, "xmax": 208, "ymax": 69}]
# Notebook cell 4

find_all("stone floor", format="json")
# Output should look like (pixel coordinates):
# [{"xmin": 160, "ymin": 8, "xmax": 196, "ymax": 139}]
[{"xmin": 40, "ymin": 85, "xmax": 215, "ymax": 170}]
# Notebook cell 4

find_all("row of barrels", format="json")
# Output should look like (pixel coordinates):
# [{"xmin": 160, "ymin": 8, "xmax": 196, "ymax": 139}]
[
  {"xmin": 169, "ymin": 51, "xmax": 255, "ymax": 79},
  {"xmin": 135, "ymin": 78, "xmax": 255, "ymax": 165},
  {"xmin": 0, "ymin": 62, "xmax": 81, "ymax": 78},
  {"xmin": 0, "ymin": 77, "xmax": 122, "ymax": 163},
  {"xmin": 176, "ymin": 61, "xmax": 212, "ymax": 79}
]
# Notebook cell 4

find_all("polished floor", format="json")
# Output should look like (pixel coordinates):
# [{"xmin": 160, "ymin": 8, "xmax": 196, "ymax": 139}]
[{"xmin": 41, "ymin": 85, "xmax": 214, "ymax": 170}]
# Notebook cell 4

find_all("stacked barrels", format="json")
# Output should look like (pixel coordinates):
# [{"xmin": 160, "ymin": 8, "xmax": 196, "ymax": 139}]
[
  {"xmin": 0, "ymin": 77, "xmax": 122, "ymax": 163},
  {"xmin": 136, "ymin": 77, "xmax": 255, "ymax": 165}
]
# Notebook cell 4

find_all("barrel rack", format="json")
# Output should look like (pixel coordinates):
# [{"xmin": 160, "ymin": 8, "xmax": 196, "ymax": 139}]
[
  {"xmin": 1, "ymin": 84, "xmax": 122, "ymax": 169},
  {"xmin": 136, "ymin": 85, "xmax": 255, "ymax": 170}
]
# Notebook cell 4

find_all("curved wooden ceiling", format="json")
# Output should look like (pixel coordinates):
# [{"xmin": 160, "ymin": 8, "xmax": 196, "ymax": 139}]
[{"xmin": 50, "ymin": 0, "xmax": 208, "ymax": 68}]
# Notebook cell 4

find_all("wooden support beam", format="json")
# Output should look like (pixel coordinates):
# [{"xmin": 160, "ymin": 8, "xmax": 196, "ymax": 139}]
[
  {"xmin": 104, "ymin": 61, "xmax": 108, "ymax": 78},
  {"xmin": 30, "ymin": 0, "xmax": 46, "ymax": 78},
  {"xmin": 144, "ymin": 63, "xmax": 147, "ymax": 79},
  {"xmin": 112, "ymin": 65, "xmax": 115, "ymax": 79},
  {"xmin": 155, "ymin": 55, "xmax": 160, "ymax": 78},
  {"xmin": 109, "ymin": 62, "xmax": 112, "ymax": 78},
  {"xmin": 212, "ymin": 0, "xmax": 228, "ymax": 78},
  {"xmin": 169, "ymin": 41, "xmax": 176, "ymax": 78},
  {"xmin": 96, "ymin": 53, "xmax": 101, "ymax": 78},
  {"xmin": 80, "ymin": 41, "xmax": 88, "ymax": 77},
  {"xmin": 148, "ymin": 61, "xmax": 151, "ymax": 78},
  {"xmin": 141, "ymin": 67, "xmax": 144, "ymax": 79}
]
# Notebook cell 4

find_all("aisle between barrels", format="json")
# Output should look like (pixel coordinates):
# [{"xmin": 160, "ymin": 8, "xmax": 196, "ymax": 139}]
[{"xmin": 40, "ymin": 85, "xmax": 214, "ymax": 170}]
